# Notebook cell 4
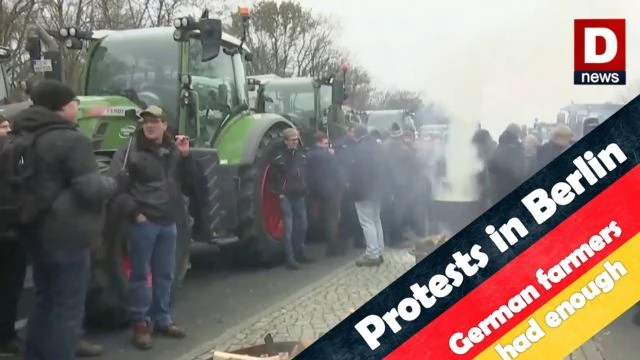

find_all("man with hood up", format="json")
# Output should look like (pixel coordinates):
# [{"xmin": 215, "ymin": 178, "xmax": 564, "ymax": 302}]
[
  {"xmin": 487, "ymin": 125, "xmax": 528, "ymax": 204},
  {"xmin": 10, "ymin": 80, "xmax": 125, "ymax": 360}
]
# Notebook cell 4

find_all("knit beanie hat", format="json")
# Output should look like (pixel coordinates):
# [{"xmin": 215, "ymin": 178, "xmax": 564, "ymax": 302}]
[{"xmin": 30, "ymin": 80, "xmax": 77, "ymax": 111}]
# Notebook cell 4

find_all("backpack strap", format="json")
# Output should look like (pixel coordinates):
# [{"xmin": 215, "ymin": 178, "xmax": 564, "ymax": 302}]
[{"xmin": 27, "ymin": 124, "xmax": 77, "ymax": 147}]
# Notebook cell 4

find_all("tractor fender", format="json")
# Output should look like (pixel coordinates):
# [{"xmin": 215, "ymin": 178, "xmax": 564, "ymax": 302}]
[
  {"xmin": 240, "ymin": 113, "xmax": 295, "ymax": 165},
  {"xmin": 215, "ymin": 112, "xmax": 294, "ymax": 166}
]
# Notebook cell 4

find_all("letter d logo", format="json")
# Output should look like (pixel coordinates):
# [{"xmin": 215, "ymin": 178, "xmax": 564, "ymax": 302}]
[{"xmin": 574, "ymin": 19, "xmax": 626, "ymax": 85}]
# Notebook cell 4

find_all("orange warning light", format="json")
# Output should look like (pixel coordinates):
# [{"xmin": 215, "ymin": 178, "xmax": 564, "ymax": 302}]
[{"xmin": 238, "ymin": 7, "xmax": 250, "ymax": 17}]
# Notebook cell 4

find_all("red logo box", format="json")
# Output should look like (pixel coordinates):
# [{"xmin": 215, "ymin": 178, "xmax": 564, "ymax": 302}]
[{"xmin": 574, "ymin": 19, "xmax": 626, "ymax": 85}]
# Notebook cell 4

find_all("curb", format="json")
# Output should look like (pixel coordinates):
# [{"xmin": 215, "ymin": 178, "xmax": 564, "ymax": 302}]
[
  {"xmin": 568, "ymin": 336, "xmax": 607, "ymax": 360},
  {"xmin": 176, "ymin": 257, "xmax": 359, "ymax": 360}
]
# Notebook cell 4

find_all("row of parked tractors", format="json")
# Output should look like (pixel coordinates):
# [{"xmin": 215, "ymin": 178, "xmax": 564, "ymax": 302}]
[{"xmin": 0, "ymin": 8, "xmax": 424, "ymax": 327}]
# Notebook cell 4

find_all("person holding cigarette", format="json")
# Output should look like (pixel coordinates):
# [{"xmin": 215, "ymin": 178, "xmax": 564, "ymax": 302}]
[{"xmin": 107, "ymin": 105, "xmax": 196, "ymax": 350}]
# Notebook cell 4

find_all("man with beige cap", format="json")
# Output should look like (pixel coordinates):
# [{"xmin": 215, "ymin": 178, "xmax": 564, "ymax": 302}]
[{"xmin": 537, "ymin": 125, "xmax": 574, "ymax": 169}]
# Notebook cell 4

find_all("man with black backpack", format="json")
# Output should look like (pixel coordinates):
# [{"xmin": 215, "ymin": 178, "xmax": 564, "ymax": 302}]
[{"xmin": 4, "ymin": 80, "xmax": 126, "ymax": 360}]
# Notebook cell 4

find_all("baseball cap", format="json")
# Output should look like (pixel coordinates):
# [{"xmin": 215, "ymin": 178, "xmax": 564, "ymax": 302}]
[{"xmin": 139, "ymin": 105, "xmax": 164, "ymax": 119}]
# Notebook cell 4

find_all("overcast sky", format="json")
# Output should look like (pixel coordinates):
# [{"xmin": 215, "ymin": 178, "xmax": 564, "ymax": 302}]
[{"xmin": 284, "ymin": 0, "xmax": 640, "ymax": 135}]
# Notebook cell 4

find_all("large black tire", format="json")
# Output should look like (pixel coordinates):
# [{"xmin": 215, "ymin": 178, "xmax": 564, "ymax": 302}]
[
  {"xmin": 84, "ymin": 158, "xmax": 191, "ymax": 329},
  {"xmin": 233, "ymin": 125, "xmax": 290, "ymax": 267}
]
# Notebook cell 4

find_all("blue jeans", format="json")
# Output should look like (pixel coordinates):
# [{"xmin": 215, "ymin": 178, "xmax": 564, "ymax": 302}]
[
  {"xmin": 25, "ymin": 244, "xmax": 90, "ymax": 360},
  {"xmin": 355, "ymin": 201, "xmax": 384, "ymax": 258},
  {"xmin": 128, "ymin": 221, "xmax": 177, "ymax": 327},
  {"xmin": 280, "ymin": 196, "xmax": 308, "ymax": 263}
]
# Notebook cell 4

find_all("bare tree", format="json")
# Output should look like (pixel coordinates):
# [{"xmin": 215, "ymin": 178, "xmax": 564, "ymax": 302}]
[
  {"xmin": 369, "ymin": 89, "xmax": 424, "ymax": 111},
  {"xmin": 228, "ymin": 0, "xmax": 341, "ymax": 77}
]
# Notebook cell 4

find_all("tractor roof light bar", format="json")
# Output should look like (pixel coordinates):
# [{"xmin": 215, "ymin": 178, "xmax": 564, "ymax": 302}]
[{"xmin": 51, "ymin": 26, "xmax": 94, "ymax": 50}]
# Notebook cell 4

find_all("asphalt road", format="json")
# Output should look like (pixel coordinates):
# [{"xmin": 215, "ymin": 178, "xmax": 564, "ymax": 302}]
[
  {"xmin": 596, "ymin": 306, "xmax": 640, "ymax": 360},
  {"xmin": 75, "ymin": 243, "xmax": 361, "ymax": 360}
]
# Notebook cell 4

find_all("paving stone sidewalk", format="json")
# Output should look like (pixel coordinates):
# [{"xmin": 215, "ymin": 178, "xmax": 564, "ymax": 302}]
[{"xmin": 188, "ymin": 249, "xmax": 606, "ymax": 360}]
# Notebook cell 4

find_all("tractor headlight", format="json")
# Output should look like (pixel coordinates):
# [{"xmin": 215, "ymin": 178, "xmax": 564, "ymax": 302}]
[
  {"xmin": 173, "ymin": 18, "xmax": 182, "ymax": 29},
  {"xmin": 68, "ymin": 27, "xmax": 77, "ymax": 37},
  {"xmin": 59, "ymin": 28, "xmax": 68, "ymax": 37},
  {"xmin": 173, "ymin": 29, "xmax": 183, "ymax": 41}
]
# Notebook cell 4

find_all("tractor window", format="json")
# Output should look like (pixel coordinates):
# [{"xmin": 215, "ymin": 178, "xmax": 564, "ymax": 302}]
[
  {"xmin": 319, "ymin": 85, "xmax": 332, "ymax": 112},
  {"xmin": 262, "ymin": 81, "xmax": 315, "ymax": 128},
  {"xmin": 85, "ymin": 33, "xmax": 180, "ymax": 129},
  {"xmin": 232, "ymin": 52, "xmax": 249, "ymax": 106},
  {"xmin": 189, "ymin": 39, "xmax": 240, "ymax": 140}
]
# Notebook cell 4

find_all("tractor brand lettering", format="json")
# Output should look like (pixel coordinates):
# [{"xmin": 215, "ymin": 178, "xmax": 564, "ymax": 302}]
[
  {"xmin": 119, "ymin": 125, "xmax": 136, "ymax": 139},
  {"xmin": 574, "ymin": 19, "xmax": 626, "ymax": 85},
  {"xmin": 103, "ymin": 106, "xmax": 129, "ymax": 116}
]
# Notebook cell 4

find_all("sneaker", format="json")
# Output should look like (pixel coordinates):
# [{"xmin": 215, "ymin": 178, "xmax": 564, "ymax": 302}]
[
  {"xmin": 76, "ymin": 339, "xmax": 104, "ymax": 358},
  {"xmin": 154, "ymin": 324, "xmax": 186, "ymax": 339},
  {"xmin": 132, "ymin": 321, "xmax": 153, "ymax": 350},
  {"xmin": 0, "ymin": 338, "xmax": 23, "ymax": 357},
  {"xmin": 355, "ymin": 256, "xmax": 383, "ymax": 267}
]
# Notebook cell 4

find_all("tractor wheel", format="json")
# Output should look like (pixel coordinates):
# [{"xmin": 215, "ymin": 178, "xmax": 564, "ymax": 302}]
[
  {"xmin": 234, "ymin": 125, "xmax": 289, "ymax": 267},
  {"xmin": 84, "ymin": 159, "xmax": 191, "ymax": 328}
]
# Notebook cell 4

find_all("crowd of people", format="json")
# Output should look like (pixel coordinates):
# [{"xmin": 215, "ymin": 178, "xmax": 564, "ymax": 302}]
[
  {"xmin": 0, "ymin": 80, "xmax": 192, "ymax": 359},
  {"xmin": 0, "ymin": 78, "xmax": 583, "ymax": 360}
]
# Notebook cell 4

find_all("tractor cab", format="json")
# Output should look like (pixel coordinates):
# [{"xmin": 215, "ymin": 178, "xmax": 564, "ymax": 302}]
[
  {"xmin": 0, "ymin": 46, "xmax": 10, "ymax": 105},
  {"xmin": 366, "ymin": 109, "xmax": 415, "ymax": 140},
  {"xmin": 82, "ymin": 15, "xmax": 252, "ymax": 148},
  {"xmin": 254, "ymin": 76, "xmax": 346, "ymax": 145}
]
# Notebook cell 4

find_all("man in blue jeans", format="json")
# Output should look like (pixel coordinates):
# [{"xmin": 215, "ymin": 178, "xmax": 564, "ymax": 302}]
[
  {"xmin": 10, "ymin": 80, "xmax": 123, "ymax": 360},
  {"xmin": 270, "ymin": 128, "xmax": 312, "ymax": 270},
  {"xmin": 108, "ymin": 105, "xmax": 197, "ymax": 350}
]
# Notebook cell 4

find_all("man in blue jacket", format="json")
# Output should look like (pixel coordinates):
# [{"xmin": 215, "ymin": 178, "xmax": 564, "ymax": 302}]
[{"xmin": 306, "ymin": 132, "xmax": 346, "ymax": 256}]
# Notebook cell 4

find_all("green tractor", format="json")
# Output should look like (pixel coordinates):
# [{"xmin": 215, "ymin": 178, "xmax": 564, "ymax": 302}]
[
  {"xmin": 251, "ymin": 76, "xmax": 347, "ymax": 146},
  {"xmin": 24, "ymin": 9, "xmax": 297, "ymax": 326}
]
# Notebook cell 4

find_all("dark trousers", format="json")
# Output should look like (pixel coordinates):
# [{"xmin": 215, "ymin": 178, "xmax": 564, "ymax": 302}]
[
  {"xmin": 339, "ymin": 192, "xmax": 363, "ymax": 247},
  {"xmin": 383, "ymin": 192, "xmax": 428, "ymax": 245},
  {"xmin": 317, "ymin": 195, "xmax": 343, "ymax": 253},
  {"xmin": 280, "ymin": 196, "xmax": 308, "ymax": 264},
  {"xmin": 0, "ymin": 240, "xmax": 26, "ymax": 342},
  {"xmin": 25, "ymin": 243, "xmax": 90, "ymax": 360}
]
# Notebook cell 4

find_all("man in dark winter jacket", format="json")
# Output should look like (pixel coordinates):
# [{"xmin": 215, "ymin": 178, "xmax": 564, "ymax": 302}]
[
  {"xmin": 334, "ymin": 124, "xmax": 365, "ymax": 249},
  {"xmin": 487, "ymin": 128, "xmax": 528, "ymax": 204},
  {"xmin": 107, "ymin": 105, "xmax": 195, "ymax": 350},
  {"xmin": 0, "ymin": 115, "xmax": 27, "ymax": 357},
  {"xmin": 472, "ymin": 128, "xmax": 496, "ymax": 210},
  {"xmin": 306, "ymin": 132, "xmax": 346, "ymax": 256},
  {"xmin": 349, "ymin": 125, "xmax": 385, "ymax": 267},
  {"xmin": 537, "ymin": 125, "xmax": 574, "ymax": 170},
  {"xmin": 11, "ymin": 80, "xmax": 123, "ymax": 360},
  {"xmin": 381, "ymin": 124, "xmax": 423, "ymax": 247},
  {"xmin": 269, "ymin": 128, "xmax": 311, "ymax": 270}
]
